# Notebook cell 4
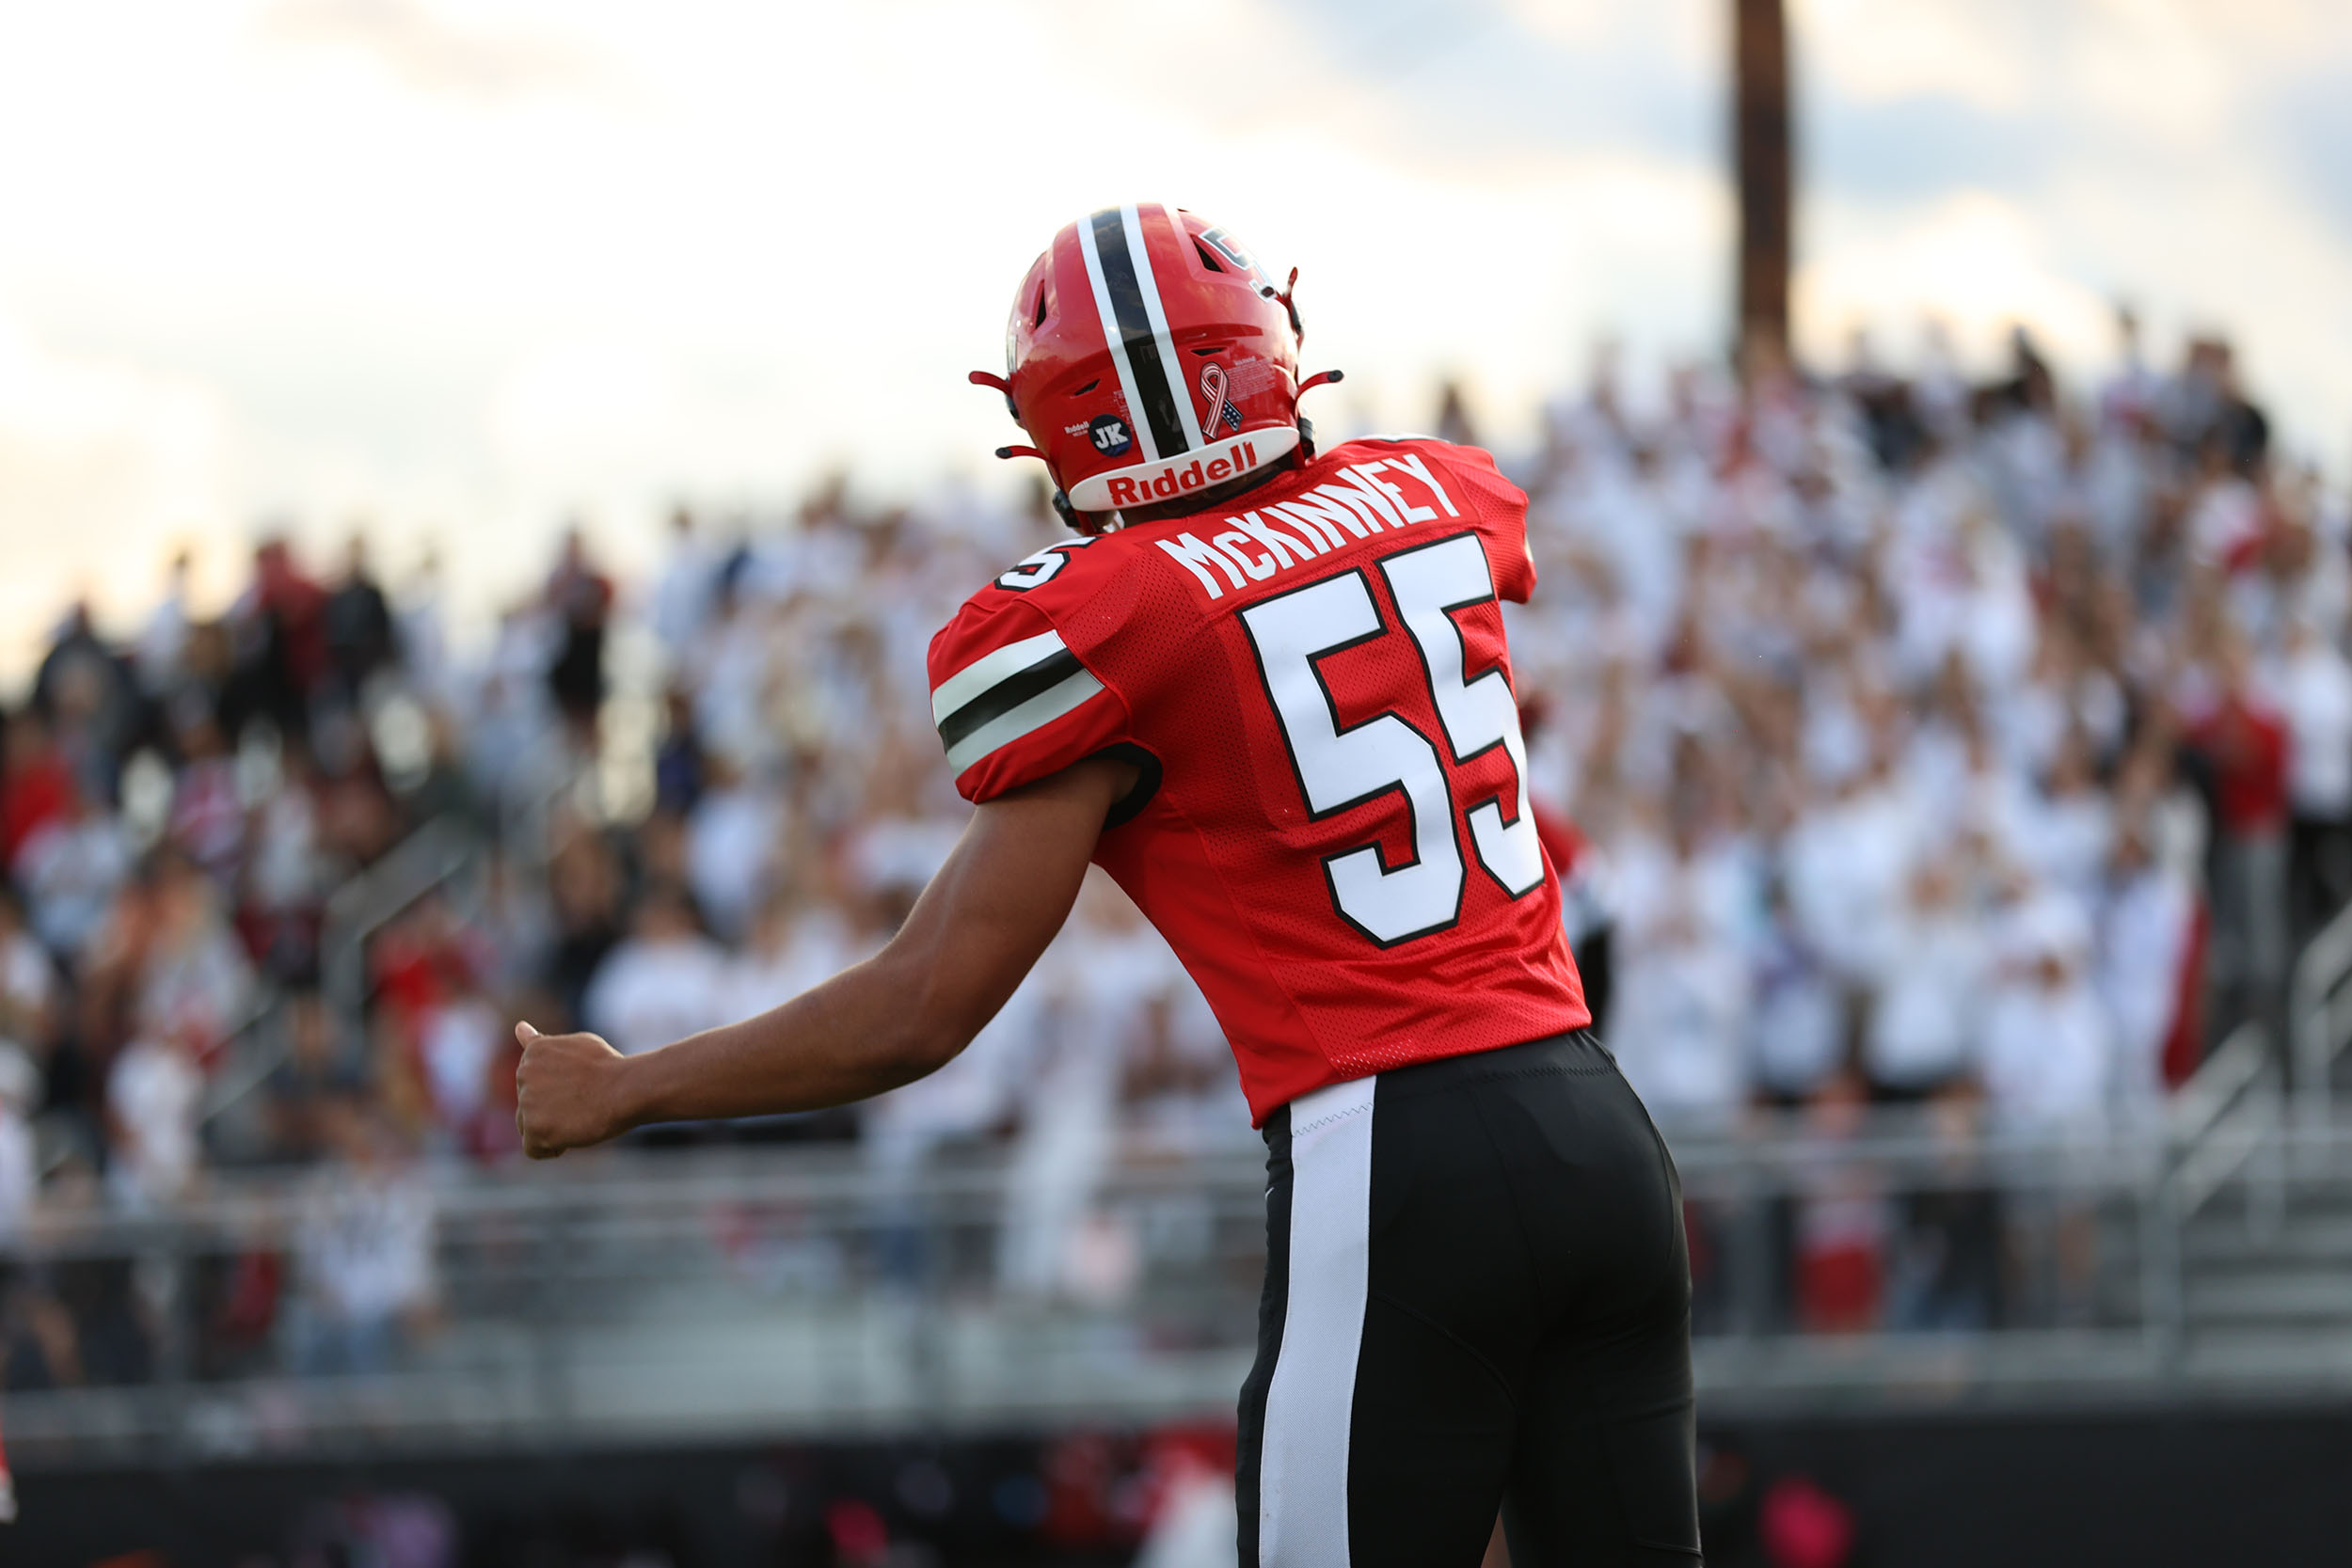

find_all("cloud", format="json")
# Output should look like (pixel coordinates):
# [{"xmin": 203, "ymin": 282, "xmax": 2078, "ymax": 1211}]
[
  {"xmin": 1794, "ymin": 190, "xmax": 2116, "ymax": 369},
  {"xmin": 2261, "ymin": 70, "xmax": 2352, "ymax": 247},
  {"xmin": 1793, "ymin": 0, "xmax": 2039, "ymax": 116},
  {"xmin": 6, "ymin": 0, "xmax": 2352, "ymax": 687},
  {"xmin": 1258, "ymin": 0, "xmax": 1716, "ymax": 167},
  {"xmin": 258, "ymin": 0, "xmax": 625, "ymax": 103},
  {"xmin": 0, "ymin": 305, "xmax": 238, "ymax": 671}
]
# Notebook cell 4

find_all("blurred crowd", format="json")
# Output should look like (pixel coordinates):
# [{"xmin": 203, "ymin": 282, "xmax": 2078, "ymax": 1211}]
[
  {"xmin": 1514, "ymin": 315, "xmax": 2349, "ymax": 1140},
  {"xmin": 3, "ymin": 307, "xmax": 2350, "ymax": 1383}
]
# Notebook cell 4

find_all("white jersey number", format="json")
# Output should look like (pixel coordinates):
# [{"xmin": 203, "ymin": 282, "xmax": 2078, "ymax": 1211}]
[{"xmin": 1239, "ymin": 532, "xmax": 1543, "ymax": 947}]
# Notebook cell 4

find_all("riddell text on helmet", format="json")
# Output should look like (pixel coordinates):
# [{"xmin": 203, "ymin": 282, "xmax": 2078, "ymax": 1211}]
[
  {"xmin": 1104, "ymin": 442, "xmax": 1260, "ymax": 507},
  {"xmin": 1065, "ymin": 426, "xmax": 1304, "ymax": 515},
  {"xmin": 1153, "ymin": 452, "xmax": 1461, "ymax": 602}
]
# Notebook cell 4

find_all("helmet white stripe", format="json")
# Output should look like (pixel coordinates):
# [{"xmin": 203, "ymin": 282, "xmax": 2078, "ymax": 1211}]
[
  {"xmin": 1123, "ymin": 201, "xmax": 1207, "ymax": 451},
  {"xmin": 1076, "ymin": 207, "xmax": 1161, "ymax": 466}
]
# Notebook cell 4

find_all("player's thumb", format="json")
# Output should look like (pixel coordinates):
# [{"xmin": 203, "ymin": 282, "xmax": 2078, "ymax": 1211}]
[{"xmin": 516, "ymin": 1021, "xmax": 542, "ymax": 1047}]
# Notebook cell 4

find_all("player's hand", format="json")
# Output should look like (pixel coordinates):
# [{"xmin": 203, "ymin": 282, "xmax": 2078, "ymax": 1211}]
[{"xmin": 514, "ymin": 1022, "xmax": 631, "ymax": 1160}]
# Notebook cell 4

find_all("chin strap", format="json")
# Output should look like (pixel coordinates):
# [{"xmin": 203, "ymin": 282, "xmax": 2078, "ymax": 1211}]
[
  {"xmin": 1295, "ymin": 368, "xmax": 1343, "ymax": 460},
  {"xmin": 1261, "ymin": 266, "xmax": 1306, "ymax": 344},
  {"xmin": 1054, "ymin": 489, "xmax": 1115, "ymax": 535},
  {"xmin": 968, "ymin": 369, "xmax": 1020, "ymax": 423}
]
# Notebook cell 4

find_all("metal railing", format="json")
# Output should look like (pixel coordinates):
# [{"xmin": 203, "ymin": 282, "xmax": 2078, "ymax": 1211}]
[
  {"xmin": 2170, "ymin": 1021, "xmax": 2285, "ymax": 1228},
  {"xmin": 2293, "ymin": 898, "xmax": 2352, "ymax": 1138},
  {"xmin": 10, "ymin": 1104, "xmax": 2350, "ymax": 1469},
  {"xmin": 315, "ymin": 751, "xmax": 584, "ymax": 1042},
  {"xmin": 319, "ymin": 815, "xmax": 480, "ymax": 1037}
]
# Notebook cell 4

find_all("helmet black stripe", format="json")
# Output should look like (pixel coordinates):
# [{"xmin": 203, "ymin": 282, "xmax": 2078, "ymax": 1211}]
[{"xmin": 1088, "ymin": 206, "xmax": 1192, "ymax": 459}]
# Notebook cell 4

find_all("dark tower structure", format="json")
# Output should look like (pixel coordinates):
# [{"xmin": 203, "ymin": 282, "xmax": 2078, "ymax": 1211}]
[{"xmin": 1734, "ymin": 0, "xmax": 1792, "ymax": 362}]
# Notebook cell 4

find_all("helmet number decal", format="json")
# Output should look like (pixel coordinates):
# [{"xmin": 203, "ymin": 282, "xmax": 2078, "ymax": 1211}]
[{"xmin": 1199, "ymin": 226, "xmax": 1263, "ymax": 283}]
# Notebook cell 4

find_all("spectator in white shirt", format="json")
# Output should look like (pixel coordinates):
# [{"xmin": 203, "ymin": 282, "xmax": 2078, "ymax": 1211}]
[
  {"xmin": 581, "ymin": 882, "xmax": 732, "ymax": 1056},
  {"xmin": 14, "ymin": 782, "xmax": 132, "ymax": 960},
  {"xmin": 683, "ymin": 754, "xmax": 783, "ymax": 944},
  {"xmin": 135, "ymin": 855, "xmax": 255, "ymax": 1065},
  {"xmin": 1864, "ymin": 860, "xmax": 1986, "ymax": 1099},
  {"xmin": 1609, "ymin": 818, "xmax": 1756, "ymax": 1130},
  {"xmin": 416, "ymin": 990, "xmax": 505, "ymax": 1155},
  {"xmin": 0, "ymin": 1043, "xmax": 41, "ymax": 1230},
  {"xmin": 648, "ymin": 505, "xmax": 723, "ymax": 661},
  {"xmin": 1977, "ymin": 889, "xmax": 2111, "ymax": 1132},
  {"xmin": 1783, "ymin": 756, "xmax": 1918, "ymax": 988},
  {"xmin": 105, "ymin": 1028, "xmax": 203, "ymax": 1208},
  {"xmin": 0, "ymin": 887, "xmax": 57, "ymax": 1068},
  {"xmin": 2012, "ymin": 728, "xmax": 2115, "ymax": 908},
  {"xmin": 999, "ymin": 874, "xmax": 1184, "ymax": 1299},
  {"xmin": 2099, "ymin": 820, "xmax": 2198, "ymax": 1121},
  {"xmin": 135, "ymin": 549, "xmax": 195, "ymax": 699},
  {"xmin": 2271, "ymin": 615, "xmax": 2352, "ymax": 944},
  {"xmin": 292, "ymin": 1098, "xmax": 439, "ymax": 1376},
  {"xmin": 1746, "ymin": 878, "xmax": 1843, "ymax": 1105}
]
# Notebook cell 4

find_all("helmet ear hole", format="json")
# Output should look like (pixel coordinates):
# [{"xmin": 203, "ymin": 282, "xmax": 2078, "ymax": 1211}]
[{"xmin": 1032, "ymin": 287, "xmax": 1049, "ymax": 328}]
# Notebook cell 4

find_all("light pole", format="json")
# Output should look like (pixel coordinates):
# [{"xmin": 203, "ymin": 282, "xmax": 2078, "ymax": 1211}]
[{"xmin": 1734, "ymin": 0, "xmax": 1792, "ymax": 366}]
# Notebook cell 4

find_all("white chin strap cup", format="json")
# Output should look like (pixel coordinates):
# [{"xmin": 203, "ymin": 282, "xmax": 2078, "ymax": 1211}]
[{"xmin": 1066, "ymin": 426, "xmax": 1301, "ymax": 515}]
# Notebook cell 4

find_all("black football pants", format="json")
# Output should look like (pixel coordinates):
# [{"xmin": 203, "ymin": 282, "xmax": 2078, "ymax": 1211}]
[{"xmin": 1237, "ymin": 1029, "xmax": 1700, "ymax": 1567}]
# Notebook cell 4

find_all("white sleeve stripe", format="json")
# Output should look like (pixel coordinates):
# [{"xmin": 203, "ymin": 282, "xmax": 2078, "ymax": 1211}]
[
  {"xmin": 944, "ymin": 668, "xmax": 1107, "ymax": 776},
  {"xmin": 930, "ymin": 627, "xmax": 1069, "ymax": 725}
]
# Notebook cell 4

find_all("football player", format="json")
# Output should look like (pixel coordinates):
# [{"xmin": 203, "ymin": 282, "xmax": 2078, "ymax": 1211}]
[{"xmin": 516, "ymin": 202, "xmax": 1699, "ymax": 1567}]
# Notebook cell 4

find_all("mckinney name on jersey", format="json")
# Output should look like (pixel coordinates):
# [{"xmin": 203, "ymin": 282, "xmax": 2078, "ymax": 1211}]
[{"xmin": 1151, "ymin": 449, "xmax": 1465, "ymax": 601}]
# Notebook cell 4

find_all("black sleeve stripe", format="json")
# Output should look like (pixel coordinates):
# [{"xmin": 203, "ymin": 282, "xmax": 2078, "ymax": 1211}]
[{"xmin": 935, "ymin": 646, "xmax": 1089, "ymax": 751}]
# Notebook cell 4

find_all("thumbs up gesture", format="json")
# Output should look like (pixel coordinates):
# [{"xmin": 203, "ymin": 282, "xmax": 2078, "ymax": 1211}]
[{"xmin": 514, "ymin": 1022, "xmax": 630, "ymax": 1160}]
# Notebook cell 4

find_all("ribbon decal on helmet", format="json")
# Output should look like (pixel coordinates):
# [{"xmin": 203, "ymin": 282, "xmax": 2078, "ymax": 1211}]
[{"xmin": 1200, "ymin": 362, "xmax": 1241, "ymax": 436}]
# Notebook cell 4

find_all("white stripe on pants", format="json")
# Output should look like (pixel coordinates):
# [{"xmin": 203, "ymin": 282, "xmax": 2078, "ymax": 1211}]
[{"xmin": 1258, "ymin": 1073, "xmax": 1377, "ymax": 1566}]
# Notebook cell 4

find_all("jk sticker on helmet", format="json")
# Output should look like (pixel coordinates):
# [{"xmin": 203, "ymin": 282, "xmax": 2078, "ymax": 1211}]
[{"xmin": 1088, "ymin": 414, "xmax": 1135, "ymax": 457}]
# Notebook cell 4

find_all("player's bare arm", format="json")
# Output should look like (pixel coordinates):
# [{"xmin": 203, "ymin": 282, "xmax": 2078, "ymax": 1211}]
[{"xmin": 512, "ymin": 752, "xmax": 1137, "ymax": 1160}]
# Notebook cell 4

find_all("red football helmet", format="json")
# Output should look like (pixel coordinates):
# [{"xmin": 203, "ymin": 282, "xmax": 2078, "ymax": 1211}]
[{"xmin": 972, "ymin": 202, "xmax": 1342, "ymax": 533}]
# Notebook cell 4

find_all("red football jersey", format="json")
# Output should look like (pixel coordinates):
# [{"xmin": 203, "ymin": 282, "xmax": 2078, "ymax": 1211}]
[{"xmin": 927, "ymin": 437, "xmax": 1591, "ymax": 1123}]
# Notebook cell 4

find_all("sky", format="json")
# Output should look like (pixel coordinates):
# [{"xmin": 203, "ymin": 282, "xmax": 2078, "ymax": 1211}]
[{"xmin": 3, "ymin": 0, "xmax": 2351, "ymax": 679}]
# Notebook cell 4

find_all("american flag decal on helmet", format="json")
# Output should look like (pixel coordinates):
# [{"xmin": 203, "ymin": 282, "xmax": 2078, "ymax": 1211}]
[{"xmin": 1200, "ymin": 362, "xmax": 1241, "ymax": 435}]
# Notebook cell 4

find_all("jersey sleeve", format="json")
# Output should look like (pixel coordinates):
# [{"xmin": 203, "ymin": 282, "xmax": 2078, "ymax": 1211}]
[
  {"xmin": 926, "ymin": 588, "xmax": 1135, "ymax": 805},
  {"xmin": 1434, "ymin": 441, "xmax": 1537, "ymax": 604}
]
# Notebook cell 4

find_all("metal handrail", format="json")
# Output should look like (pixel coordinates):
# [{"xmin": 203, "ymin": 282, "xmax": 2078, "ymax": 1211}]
[
  {"xmin": 196, "ymin": 989, "xmax": 287, "ymax": 1127},
  {"xmin": 12, "ymin": 1121, "xmax": 2352, "ymax": 1469},
  {"xmin": 2291, "ymin": 897, "xmax": 2352, "ymax": 1117},
  {"xmin": 318, "ymin": 814, "xmax": 477, "ymax": 1034},
  {"xmin": 2169, "ymin": 1020, "xmax": 2282, "ymax": 1226}
]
